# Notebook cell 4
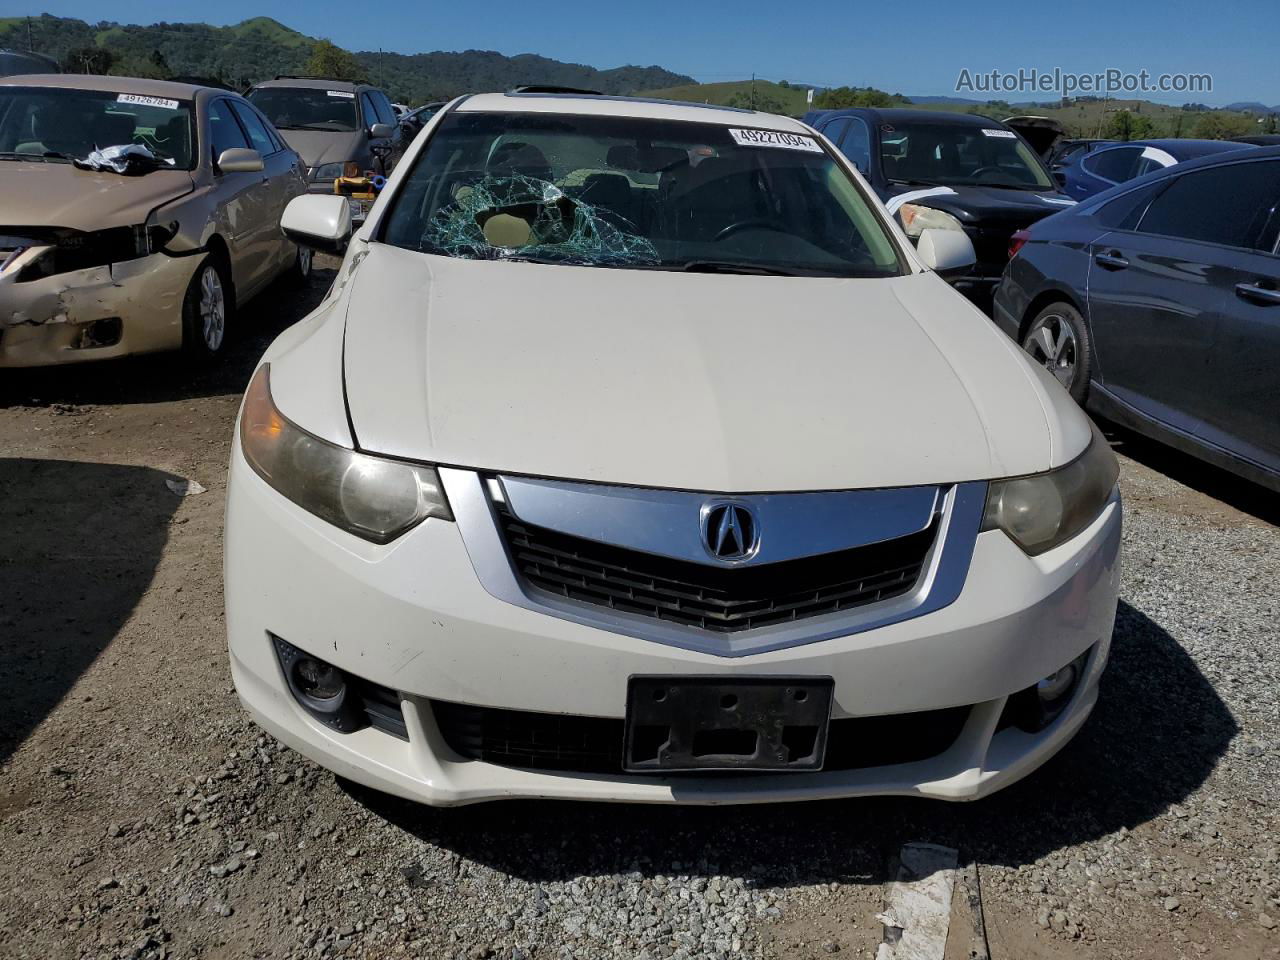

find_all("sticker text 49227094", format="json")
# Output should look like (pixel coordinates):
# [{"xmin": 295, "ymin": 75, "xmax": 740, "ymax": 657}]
[{"xmin": 728, "ymin": 129, "xmax": 824, "ymax": 153}]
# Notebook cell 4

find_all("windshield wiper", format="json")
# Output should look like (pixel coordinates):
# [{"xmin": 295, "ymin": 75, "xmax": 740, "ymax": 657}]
[
  {"xmin": 680, "ymin": 260, "xmax": 798, "ymax": 277},
  {"xmin": 888, "ymin": 177, "xmax": 945, "ymax": 187},
  {"xmin": 291, "ymin": 122, "xmax": 357, "ymax": 131}
]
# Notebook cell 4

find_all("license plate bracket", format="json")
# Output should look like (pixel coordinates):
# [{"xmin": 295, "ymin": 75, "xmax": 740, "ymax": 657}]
[{"xmin": 623, "ymin": 676, "xmax": 833, "ymax": 772}]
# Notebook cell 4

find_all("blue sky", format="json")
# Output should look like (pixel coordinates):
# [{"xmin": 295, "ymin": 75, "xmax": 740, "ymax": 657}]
[{"xmin": 21, "ymin": 0, "xmax": 1277, "ymax": 106}]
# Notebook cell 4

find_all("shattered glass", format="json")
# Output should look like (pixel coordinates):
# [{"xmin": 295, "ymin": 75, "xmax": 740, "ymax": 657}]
[{"xmin": 419, "ymin": 174, "xmax": 659, "ymax": 266}]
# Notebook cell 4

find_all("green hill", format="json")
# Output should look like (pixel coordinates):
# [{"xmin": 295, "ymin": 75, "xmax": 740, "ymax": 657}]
[
  {"xmin": 639, "ymin": 79, "xmax": 813, "ymax": 116},
  {"xmin": 0, "ymin": 14, "xmax": 694, "ymax": 103}
]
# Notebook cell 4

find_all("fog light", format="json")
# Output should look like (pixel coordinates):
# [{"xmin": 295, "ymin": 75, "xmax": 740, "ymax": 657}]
[
  {"xmin": 294, "ymin": 658, "xmax": 345, "ymax": 702},
  {"xmin": 1037, "ymin": 663, "xmax": 1079, "ymax": 703},
  {"xmin": 271, "ymin": 634, "xmax": 364, "ymax": 732},
  {"xmin": 1002, "ymin": 650, "xmax": 1091, "ymax": 733}
]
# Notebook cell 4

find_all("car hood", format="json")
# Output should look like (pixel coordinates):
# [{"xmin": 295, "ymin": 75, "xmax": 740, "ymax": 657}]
[
  {"xmin": 0, "ymin": 161, "xmax": 194, "ymax": 231},
  {"xmin": 339, "ymin": 244, "xmax": 1084, "ymax": 492},
  {"xmin": 276, "ymin": 129, "xmax": 365, "ymax": 169},
  {"xmin": 885, "ymin": 183, "xmax": 1075, "ymax": 227}
]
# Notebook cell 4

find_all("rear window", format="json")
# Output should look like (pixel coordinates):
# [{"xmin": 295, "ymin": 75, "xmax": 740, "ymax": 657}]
[
  {"xmin": 0, "ymin": 85, "xmax": 195, "ymax": 169},
  {"xmin": 247, "ymin": 87, "xmax": 359, "ymax": 133}
]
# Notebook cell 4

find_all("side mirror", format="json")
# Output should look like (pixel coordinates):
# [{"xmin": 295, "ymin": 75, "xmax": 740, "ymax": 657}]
[
  {"xmin": 217, "ymin": 148, "xmax": 264, "ymax": 173},
  {"xmin": 281, "ymin": 194, "xmax": 352, "ymax": 254},
  {"xmin": 369, "ymin": 123, "xmax": 394, "ymax": 139},
  {"xmin": 916, "ymin": 228, "xmax": 975, "ymax": 280}
]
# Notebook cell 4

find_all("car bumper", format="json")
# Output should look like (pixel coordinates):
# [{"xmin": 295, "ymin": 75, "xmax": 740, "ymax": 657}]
[
  {"xmin": 225, "ymin": 446, "xmax": 1122, "ymax": 806},
  {"xmin": 0, "ymin": 252, "xmax": 198, "ymax": 367}
]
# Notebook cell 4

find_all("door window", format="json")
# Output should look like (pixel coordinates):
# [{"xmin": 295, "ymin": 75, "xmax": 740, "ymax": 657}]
[
  {"xmin": 1138, "ymin": 159, "xmax": 1280, "ymax": 250},
  {"xmin": 229, "ymin": 101, "xmax": 276, "ymax": 156},
  {"xmin": 208, "ymin": 99, "xmax": 249, "ymax": 164},
  {"xmin": 360, "ymin": 93, "xmax": 380, "ymax": 131},
  {"xmin": 1083, "ymin": 147, "xmax": 1139, "ymax": 183},
  {"xmin": 372, "ymin": 92, "xmax": 398, "ymax": 127},
  {"xmin": 837, "ymin": 117, "xmax": 872, "ymax": 174}
]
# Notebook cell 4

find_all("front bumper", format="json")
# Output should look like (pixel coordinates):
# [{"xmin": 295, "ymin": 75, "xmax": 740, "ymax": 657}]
[
  {"xmin": 225, "ymin": 447, "xmax": 1122, "ymax": 806},
  {"xmin": 0, "ymin": 251, "xmax": 197, "ymax": 367}
]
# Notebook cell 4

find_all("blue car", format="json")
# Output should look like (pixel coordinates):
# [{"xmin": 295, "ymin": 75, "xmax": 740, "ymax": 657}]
[
  {"xmin": 1056, "ymin": 138, "xmax": 1252, "ymax": 201},
  {"xmin": 804, "ymin": 108, "xmax": 1075, "ymax": 308},
  {"xmin": 994, "ymin": 145, "xmax": 1280, "ymax": 491}
]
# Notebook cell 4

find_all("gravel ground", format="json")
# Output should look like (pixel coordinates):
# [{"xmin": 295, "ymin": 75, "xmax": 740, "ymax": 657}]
[{"xmin": 1, "ymin": 259, "xmax": 1278, "ymax": 960}]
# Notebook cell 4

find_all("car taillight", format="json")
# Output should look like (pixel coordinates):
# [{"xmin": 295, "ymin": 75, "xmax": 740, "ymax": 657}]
[{"xmin": 1008, "ymin": 229, "xmax": 1031, "ymax": 259}]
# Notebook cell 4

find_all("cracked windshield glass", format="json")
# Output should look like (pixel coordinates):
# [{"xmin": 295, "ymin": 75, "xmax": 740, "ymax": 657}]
[{"xmin": 381, "ymin": 112, "xmax": 904, "ymax": 277}]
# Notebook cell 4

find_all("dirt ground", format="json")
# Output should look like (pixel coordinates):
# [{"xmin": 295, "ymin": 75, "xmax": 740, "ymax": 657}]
[{"xmin": 1, "ymin": 258, "xmax": 1278, "ymax": 960}]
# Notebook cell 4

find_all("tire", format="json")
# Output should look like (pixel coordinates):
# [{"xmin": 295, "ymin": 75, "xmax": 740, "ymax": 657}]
[
  {"xmin": 1021, "ymin": 301, "xmax": 1092, "ymax": 404},
  {"xmin": 182, "ymin": 255, "xmax": 231, "ymax": 361},
  {"xmin": 287, "ymin": 243, "xmax": 313, "ymax": 286}
]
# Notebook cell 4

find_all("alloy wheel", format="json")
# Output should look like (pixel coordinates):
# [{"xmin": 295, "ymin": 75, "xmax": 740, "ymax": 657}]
[
  {"xmin": 199, "ymin": 265, "xmax": 226, "ymax": 352},
  {"xmin": 1022, "ymin": 313, "xmax": 1077, "ymax": 390}
]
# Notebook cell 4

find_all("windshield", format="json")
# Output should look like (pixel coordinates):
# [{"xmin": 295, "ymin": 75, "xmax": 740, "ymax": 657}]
[
  {"xmin": 380, "ymin": 111, "xmax": 905, "ymax": 278},
  {"xmin": 0, "ymin": 86, "xmax": 195, "ymax": 169},
  {"xmin": 880, "ymin": 120, "xmax": 1053, "ymax": 190},
  {"xmin": 247, "ymin": 87, "xmax": 359, "ymax": 132}
]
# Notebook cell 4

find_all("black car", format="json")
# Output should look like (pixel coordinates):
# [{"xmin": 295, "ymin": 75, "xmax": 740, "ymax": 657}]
[
  {"xmin": 807, "ymin": 108, "xmax": 1075, "ymax": 307},
  {"xmin": 994, "ymin": 146, "xmax": 1280, "ymax": 492}
]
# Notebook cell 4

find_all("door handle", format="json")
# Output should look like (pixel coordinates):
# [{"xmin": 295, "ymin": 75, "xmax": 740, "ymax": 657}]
[
  {"xmin": 1235, "ymin": 282, "xmax": 1280, "ymax": 306},
  {"xmin": 1094, "ymin": 250, "xmax": 1129, "ymax": 271}
]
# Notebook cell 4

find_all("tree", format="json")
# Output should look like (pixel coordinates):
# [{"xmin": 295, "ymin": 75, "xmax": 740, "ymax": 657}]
[
  {"xmin": 61, "ymin": 46, "xmax": 115, "ymax": 75},
  {"xmin": 1192, "ymin": 111, "xmax": 1251, "ymax": 139},
  {"xmin": 813, "ymin": 86, "xmax": 901, "ymax": 110},
  {"xmin": 305, "ymin": 39, "xmax": 367, "ymax": 83},
  {"xmin": 1106, "ymin": 111, "xmax": 1156, "ymax": 141},
  {"xmin": 726, "ymin": 91, "xmax": 786, "ymax": 114}
]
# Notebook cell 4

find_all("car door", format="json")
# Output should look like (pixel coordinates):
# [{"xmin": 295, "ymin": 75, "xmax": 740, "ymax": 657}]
[
  {"xmin": 230, "ymin": 99, "xmax": 305, "ymax": 274},
  {"xmin": 371, "ymin": 91, "xmax": 404, "ymax": 170},
  {"xmin": 207, "ymin": 97, "xmax": 275, "ymax": 298},
  {"xmin": 1198, "ymin": 159, "xmax": 1280, "ymax": 467},
  {"xmin": 1086, "ymin": 157, "xmax": 1280, "ymax": 462},
  {"xmin": 361, "ymin": 92, "xmax": 392, "ymax": 175}
]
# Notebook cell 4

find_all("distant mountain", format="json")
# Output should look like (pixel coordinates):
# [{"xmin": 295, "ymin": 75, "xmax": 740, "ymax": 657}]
[
  {"xmin": 0, "ymin": 14, "xmax": 693, "ymax": 103},
  {"xmin": 1224, "ymin": 101, "xmax": 1280, "ymax": 114}
]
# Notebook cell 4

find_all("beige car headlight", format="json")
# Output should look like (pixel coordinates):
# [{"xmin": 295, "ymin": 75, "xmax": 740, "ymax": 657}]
[
  {"xmin": 982, "ymin": 424, "xmax": 1119, "ymax": 555},
  {"xmin": 898, "ymin": 203, "xmax": 964, "ymax": 238},
  {"xmin": 240, "ymin": 364, "xmax": 452, "ymax": 543}
]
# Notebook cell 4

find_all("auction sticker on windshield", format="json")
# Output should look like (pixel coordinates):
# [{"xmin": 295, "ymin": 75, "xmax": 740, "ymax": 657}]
[
  {"xmin": 728, "ymin": 129, "xmax": 823, "ymax": 153},
  {"xmin": 327, "ymin": 91, "xmax": 356, "ymax": 99},
  {"xmin": 117, "ymin": 94, "xmax": 179, "ymax": 110},
  {"xmin": 981, "ymin": 129, "xmax": 1018, "ymax": 138}
]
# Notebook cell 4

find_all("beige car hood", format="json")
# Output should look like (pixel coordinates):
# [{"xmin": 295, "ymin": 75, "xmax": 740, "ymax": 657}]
[{"xmin": 0, "ymin": 160, "xmax": 194, "ymax": 231}]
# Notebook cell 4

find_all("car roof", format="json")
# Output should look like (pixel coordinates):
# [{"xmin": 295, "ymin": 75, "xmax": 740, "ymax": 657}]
[
  {"xmin": 1069, "ymin": 143, "xmax": 1280, "ymax": 214},
  {"xmin": 251, "ymin": 77, "xmax": 369, "ymax": 92},
  {"xmin": 455, "ymin": 91, "xmax": 811, "ymax": 133},
  {"xmin": 1106, "ymin": 138, "xmax": 1255, "ymax": 158},
  {"xmin": 816, "ymin": 107, "xmax": 1009, "ymax": 128},
  {"xmin": 0, "ymin": 73, "xmax": 211, "ymax": 100}
]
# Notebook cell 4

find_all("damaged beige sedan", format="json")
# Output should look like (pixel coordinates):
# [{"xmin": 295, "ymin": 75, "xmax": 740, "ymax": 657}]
[{"xmin": 0, "ymin": 75, "xmax": 308, "ymax": 367}]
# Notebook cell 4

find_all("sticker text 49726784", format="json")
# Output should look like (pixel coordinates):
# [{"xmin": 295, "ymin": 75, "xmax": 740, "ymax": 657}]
[{"xmin": 728, "ymin": 129, "xmax": 824, "ymax": 153}]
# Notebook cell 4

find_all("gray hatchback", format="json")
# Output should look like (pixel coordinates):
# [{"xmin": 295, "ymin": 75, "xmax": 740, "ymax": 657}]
[{"xmin": 995, "ymin": 146, "xmax": 1280, "ymax": 492}]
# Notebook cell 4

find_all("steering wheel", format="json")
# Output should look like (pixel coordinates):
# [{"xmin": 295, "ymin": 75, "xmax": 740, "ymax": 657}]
[
  {"xmin": 969, "ymin": 165, "xmax": 1008, "ymax": 180},
  {"xmin": 714, "ymin": 219, "xmax": 790, "ymax": 242}
]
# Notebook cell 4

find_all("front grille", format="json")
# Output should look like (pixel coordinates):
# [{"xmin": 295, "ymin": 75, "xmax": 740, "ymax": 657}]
[
  {"xmin": 498, "ymin": 509, "xmax": 936, "ymax": 634},
  {"xmin": 431, "ymin": 700, "xmax": 969, "ymax": 774},
  {"xmin": 352, "ymin": 679, "xmax": 409, "ymax": 740}
]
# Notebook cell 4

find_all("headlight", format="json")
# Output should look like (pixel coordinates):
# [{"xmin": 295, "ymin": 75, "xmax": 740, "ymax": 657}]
[
  {"xmin": 312, "ymin": 161, "xmax": 360, "ymax": 180},
  {"xmin": 898, "ymin": 203, "xmax": 964, "ymax": 238},
  {"xmin": 981, "ymin": 424, "xmax": 1118, "ymax": 555},
  {"xmin": 13, "ymin": 223, "xmax": 175, "ymax": 282},
  {"xmin": 240, "ymin": 365, "xmax": 452, "ymax": 543}
]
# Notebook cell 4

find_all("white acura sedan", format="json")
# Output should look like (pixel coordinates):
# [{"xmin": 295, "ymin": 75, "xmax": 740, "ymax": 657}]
[{"xmin": 225, "ymin": 91, "xmax": 1121, "ymax": 806}]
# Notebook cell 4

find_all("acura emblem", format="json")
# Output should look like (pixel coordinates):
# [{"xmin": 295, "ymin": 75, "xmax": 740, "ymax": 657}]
[{"xmin": 701, "ymin": 501, "xmax": 759, "ymax": 562}]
